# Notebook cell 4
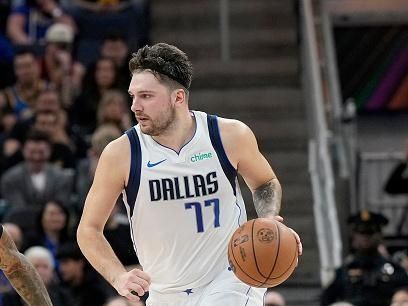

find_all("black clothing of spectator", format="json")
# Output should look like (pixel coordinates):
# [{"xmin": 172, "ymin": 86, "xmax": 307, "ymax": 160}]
[
  {"xmin": 56, "ymin": 242, "xmax": 114, "ymax": 306},
  {"xmin": 321, "ymin": 252, "xmax": 408, "ymax": 306},
  {"xmin": 104, "ymin": 222, "xmax": 139, "ymax": 267},
  {"xmin": 321, "ymin": 210, "xmax": 408, "ymax": 306},
  {"xmin": 2, "ymin": 283, "xmax": 72, "ymax": 306},
  {"xmin": 385, "ymin": 160, "xmax": 408, "ymax": 194}
]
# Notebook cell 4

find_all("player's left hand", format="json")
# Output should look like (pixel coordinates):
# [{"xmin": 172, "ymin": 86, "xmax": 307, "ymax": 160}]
[
  {"xmin": 270, "ymin": 215, "xmax": 303, "ymax": 256},
  {"xmin": 113, "ymin": 268, "xmax": 150, "ymax": 302}
]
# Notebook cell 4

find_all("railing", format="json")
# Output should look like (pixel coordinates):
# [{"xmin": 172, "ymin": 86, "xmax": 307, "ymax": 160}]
[{"xmin": 300, "ymin": 0, "xmax": 342, "ymax": 287}]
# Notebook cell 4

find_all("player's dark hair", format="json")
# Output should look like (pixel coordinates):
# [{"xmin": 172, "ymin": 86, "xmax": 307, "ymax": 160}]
[{"xmin": 129, "ymin": 43, "xmax": 193, "ymax": 90}]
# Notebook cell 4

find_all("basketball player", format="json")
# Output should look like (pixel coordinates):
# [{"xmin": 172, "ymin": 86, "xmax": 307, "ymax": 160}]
[
  {"xmin": 77, "ymin": 43, "xmax": 302, "ymax": 306},
  {"xmin": 0, "ymin": 224, "xmax": 53, "ymax": 306}
]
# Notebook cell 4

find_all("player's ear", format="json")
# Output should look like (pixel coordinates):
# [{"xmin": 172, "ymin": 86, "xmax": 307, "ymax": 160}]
[{"xmin": 174, "ymin": 89, "xmax": 186, "ymax": 105}]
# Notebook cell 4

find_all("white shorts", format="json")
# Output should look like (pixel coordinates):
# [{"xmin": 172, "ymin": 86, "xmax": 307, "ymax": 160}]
[{"xmin": 146, "ymin": 268, "xmax": 266, "ymax": 306}]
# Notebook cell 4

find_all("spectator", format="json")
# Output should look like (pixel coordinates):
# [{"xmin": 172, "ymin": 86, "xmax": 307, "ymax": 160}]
[
  {"xmin": 71, "ymin": 57, "xmax": 119, "ymax": 135},
  {"xmin": 42, "ymin": 23, "xmax": 85, "ymax": 108},
  {"xmin": 264, "ymin": 290, "xmax": 286, "ymax": 306},
  {"xmin": 0, "ymin": 0, "xmax": 14, "ymax": 89},
  {"xmin": 99, "ymin": 33, "xmax": 131, "ymax": 91},
  {"xmin": 0, "ymin": 224, "xmax": 53, "ymax": 306},
  {"xmin": 321, "ymin": 210, "xmax": 408, "ymax": 306},
  {"xmin": 97, "ymin": 90, "xmax": 132, "ymax": 132},
  {"xmin": 2, "ymin": 88, "xmax": 70, "ymax": 171},
  {"xmin": 6, "ymin": 0, "xmax": 74, "ymax": 46},
  {"xmin": 65, "ymin": 0, "xmax": 149, "ymax": 65},
  {"xmin": 385, "ymin": 144, "xmax": 408, "ymax": 194},
  {"xmin": 56, "ymin": 241, "xmax": 114, "ymax": 306},
  {"xmin": 0, "ymin": 130, "xmax": 73, "ymax": 231},
  {"xmin": 32, "ymin": 110, "xmax": 76, "ymax": 168},
  {"xmin": 384, "ymin": 146, "xmax": 408, "ymax": 236},
  {"xmin": 0, "ymin": 35, "xmax": 14, "ymax": 89},
  {"xmin": 0, "ymin": 1, "xmax": 11, "ymax": 35},
  {"xmin": 1, "ymin": 223, "xmax": 23, "ymax": 250},
  {"xmin": 0, "ymin": 49, "xmax": 47, "ymax": 133},
  {"xmin": 391, "ymin": 287, "xmax": 408, "ymax": 306},
  {"xmin": 104, "ymin": 202, "xmax": 139, "ymax": 268},
  {"xmin": 0, "ymin": 223, "xmax": 24, "ymax": 305},
  {"xmin": 2, "ymin": 88, "xmax": 87, "ymax": 170},
  {"xmin": 23, "ymin": 200, "xmax": 73, "ymax": 277},
  {"xmin": 2, "ymin": 246, "xmax": 72, "ymax": 306},
  {"xmin": 75, "ymin": 123, "xmax": 121, "ymax": 208}
]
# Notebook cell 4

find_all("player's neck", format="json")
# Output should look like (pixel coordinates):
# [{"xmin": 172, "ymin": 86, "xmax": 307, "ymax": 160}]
[{"xmin": 152, "ymin": 111, "xmax": 195, "ymax": 153}]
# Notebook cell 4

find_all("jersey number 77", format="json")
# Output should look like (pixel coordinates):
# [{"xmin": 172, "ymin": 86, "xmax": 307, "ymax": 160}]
[{"xmin": 184, "ymin": 198, "xmax": 220, "ymax": 233}]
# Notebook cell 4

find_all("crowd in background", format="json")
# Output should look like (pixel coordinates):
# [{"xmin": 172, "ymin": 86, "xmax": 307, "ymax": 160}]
[
  {"xmin": 0, "ymin": 1, "xmax": 407, "ymax": 306},
  {"xmin": 0, "ymin": 0, "xmax": 149, "ymax": 305}
]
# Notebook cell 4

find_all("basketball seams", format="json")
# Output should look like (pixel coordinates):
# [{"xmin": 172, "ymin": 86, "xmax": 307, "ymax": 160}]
[
  {"xmin": 260, "ymin": 230, "xmax": 298, "ymax": 287},
  {"xmin": 251, "ymin": 219, "xmax": 267, "ymax": 279},
  {"xmin": 265, "ymin": 254, "xmax": 296, "ymax": 287},
  {"xmin": 228, "ymin": 220, "xmax": 265, "ymax": 286},
  {"xmin": 228, "ymin": 218, "xmax": 298, "ymax": 288},
  {"xmin": 260, "ymin": 249, "xmax": 298, "ymax": 286},
  {"xmin": 258, "ymin": 220, "xmax": 281, "ymax": 287},
  {"xmin": 270, "ymin": 246, "xmax": 298, "ymax": 279}
]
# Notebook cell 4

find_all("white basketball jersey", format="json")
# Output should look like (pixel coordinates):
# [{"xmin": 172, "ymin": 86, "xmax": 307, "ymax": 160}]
[{"xmin": 122, "ymin": 111, "xmax": 248, "ymax": 294}]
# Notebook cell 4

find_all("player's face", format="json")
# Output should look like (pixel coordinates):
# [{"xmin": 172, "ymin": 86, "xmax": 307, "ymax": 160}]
[{"xmin": 128, "ymin": 71, "xmax": 176, "ymax": 136}]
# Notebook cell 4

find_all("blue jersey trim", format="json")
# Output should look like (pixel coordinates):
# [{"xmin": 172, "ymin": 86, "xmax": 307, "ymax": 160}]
[
  {"xmin": 125, "ymin": 128, "xmax": 142, "ymax": 217},
  {"xmin": 235, "ymin": 201, "xmax": 243, "ymax": 227},
  {"xmin": 207, "ymin": 114, "xmax": 237, "ymax": 194}
]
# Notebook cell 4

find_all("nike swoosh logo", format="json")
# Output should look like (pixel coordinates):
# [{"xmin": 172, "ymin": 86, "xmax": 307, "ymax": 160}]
[{"xmin": 147, "ymin": 159, "xmax": 167, "ymax": 168}]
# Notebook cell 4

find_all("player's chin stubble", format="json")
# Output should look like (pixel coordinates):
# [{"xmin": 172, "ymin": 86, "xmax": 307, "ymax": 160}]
[{"xmin": 140, "ymin": 110, "xmax": 176, "ymax": 137}]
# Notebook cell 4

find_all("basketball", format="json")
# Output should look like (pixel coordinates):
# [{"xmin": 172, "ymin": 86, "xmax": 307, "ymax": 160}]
[{"xmin": 228, "ymin": 218, "xmax": 298, "ymax": 288}]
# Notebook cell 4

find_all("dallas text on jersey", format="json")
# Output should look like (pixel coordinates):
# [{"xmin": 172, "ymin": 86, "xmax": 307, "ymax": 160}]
[{"xmin": 149, "ymin": 171, "xmax": 219, "ymax": 201}]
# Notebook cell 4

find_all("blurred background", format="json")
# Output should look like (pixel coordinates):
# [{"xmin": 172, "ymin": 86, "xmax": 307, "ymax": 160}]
[{"xmin": 0, "ymin": 0, "xmax": 407, "ymax": 305}]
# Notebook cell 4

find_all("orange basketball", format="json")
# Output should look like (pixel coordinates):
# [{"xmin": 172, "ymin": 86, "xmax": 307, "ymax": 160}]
[{"xmin": 228, "ymin": 218, "xmax": 298, "ymax": 288}]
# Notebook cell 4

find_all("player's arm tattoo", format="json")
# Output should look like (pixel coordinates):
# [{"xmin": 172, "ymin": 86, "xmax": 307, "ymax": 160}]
[
  {"xmin": 0, "ymin": 229, "xmax": 53, "ymax": 306},
  {"xmin": 253, "ymin": 178, "xmax": 282, "ymax": 217}
]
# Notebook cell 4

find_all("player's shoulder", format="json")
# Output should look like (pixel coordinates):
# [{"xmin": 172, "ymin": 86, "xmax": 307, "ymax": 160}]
[
  {"xmin": 213, "ymin": 116, "xmax": 257, "ymax": 167},
  {"xmin": 100, "ymin": 134, "xmax": 130, "ymax": 161},
  {"xmin": 96, "ymin": 134, "xmax": 131, "ymax": 182},
  {"xmin": 216, "ymin": 116, "xmax": 250, "ymax": 132},
  {"xmin": 216, "ymin": 116, "xmax": 254, "ymax": 141}
]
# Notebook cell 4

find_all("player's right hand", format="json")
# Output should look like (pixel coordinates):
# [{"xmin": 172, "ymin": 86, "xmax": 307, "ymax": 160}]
[{"xmin": 113, "ymin": 268, "xmax": 151, "ymax": 302}]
